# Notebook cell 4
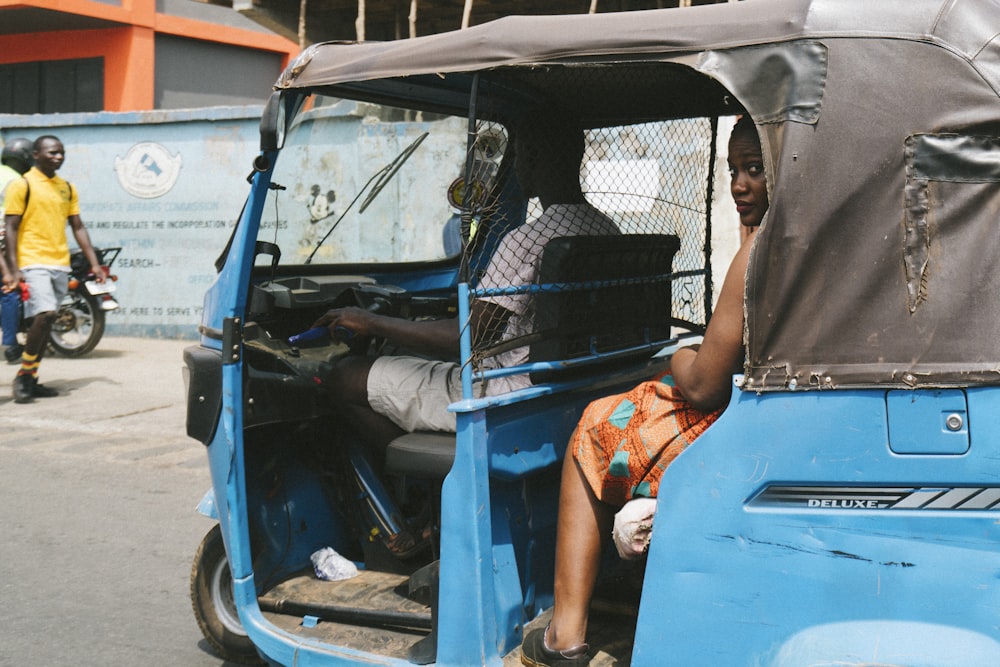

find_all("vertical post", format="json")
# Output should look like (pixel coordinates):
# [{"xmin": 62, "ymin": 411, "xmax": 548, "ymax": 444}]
[
  {"xmin": 459, "ymin": 74, "xmax": 481, "ymax": 285},
  {"xmin": 436, "ymin": 410, "xmax": 501, "ymax": 665},
  {"xmin": 298, "ymin": 0, "xmax": 307, "ymax": 50},
  {"xmin": 356, "ymin": 0, "xmax": 366, "ymax": 42},
  {"xmin": 409, "ymin": 0, "xmax": 417, "ymax": 38},
  {"xmin": 458, "ymin": 284, "xmax": 474, "ymax": 400},
  {"xmin": 703, "ymin": 116, "xmax": 718, "ymax": 323},
  {"xmin": 589, "ymin": 0, "xmax": 598, "ymax": 13},
  {"xmin": 462, "ymin": 0, "xmax": 473, "ymax": 28}
]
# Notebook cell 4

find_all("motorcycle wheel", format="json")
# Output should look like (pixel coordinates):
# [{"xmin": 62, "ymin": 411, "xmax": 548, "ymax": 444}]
[
  {"xmin": 48, "ymin": 291, "xmax": 105, "ymax": 357},
  {"xmin": 190, "ymin": 524, "xmax": 265, "ymax": 665}
]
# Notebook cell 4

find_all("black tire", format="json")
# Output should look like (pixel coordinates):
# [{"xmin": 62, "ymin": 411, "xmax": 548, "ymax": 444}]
[
  {"xmin": 190, "ymin": 524, "xmax": 265, "ymax": 665},
  {"xmin": 48, "ymin": 291, "xmax": 105, "ymax": 357}
]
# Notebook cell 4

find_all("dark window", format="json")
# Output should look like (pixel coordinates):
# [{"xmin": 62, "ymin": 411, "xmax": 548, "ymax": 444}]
[{"xmin": 0, "ymin": 58, "xmax": 104, "ymax": 113}]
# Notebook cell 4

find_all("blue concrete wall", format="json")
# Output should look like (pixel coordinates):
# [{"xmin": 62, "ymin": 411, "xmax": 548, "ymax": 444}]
[
  {"xmin": 2, "ymin": 107, "xmax": 261, "ymax": 338},
  {"xmin": 2, "ymin": 107, "xmax": 742, "ymax": 340}
]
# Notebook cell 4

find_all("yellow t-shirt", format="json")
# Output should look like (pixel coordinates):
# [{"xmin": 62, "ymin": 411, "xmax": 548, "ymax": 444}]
[
  {"xmin": 3, "ymin": 166, "xmax": 79, "ymax": 269},
  {"xmin": 0, "ymin": 163, "xmax": 21, "ymax": 249}
]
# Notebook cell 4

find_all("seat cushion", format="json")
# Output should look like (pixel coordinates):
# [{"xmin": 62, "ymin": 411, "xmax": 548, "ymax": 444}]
[{"xmin": 385, "ymin": 431, "xmax": 457, "ymax": 478}]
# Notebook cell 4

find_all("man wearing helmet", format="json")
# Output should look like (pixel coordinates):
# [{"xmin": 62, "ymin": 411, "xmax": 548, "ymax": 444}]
[
  {"xmin": 0, "ymin": 137, "xmax": 32, "ymax": 363},
  {"xmin": 2, "ymin": 135, "xmax": 106, "ymax": 403},
  {"xmin": 0, "ymin": 137, "xmax": 31, "ymax": 182}
]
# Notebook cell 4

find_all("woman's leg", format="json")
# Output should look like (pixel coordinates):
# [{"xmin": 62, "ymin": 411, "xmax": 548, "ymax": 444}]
[{"xmin": 545, "ymin": 449, "xmax": 614, "ymax": 650}]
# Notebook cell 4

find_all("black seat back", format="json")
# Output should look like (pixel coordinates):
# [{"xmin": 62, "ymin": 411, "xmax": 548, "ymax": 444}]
[
  {"xmin": 386, "ymin": 233, "xmax": 681, "ymax": 477},
  {"xmin": 528, "ymin": 233, "xmax": 681, "ymax": 380}
]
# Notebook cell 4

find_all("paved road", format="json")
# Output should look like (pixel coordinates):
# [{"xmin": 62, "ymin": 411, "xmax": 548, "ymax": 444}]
[{"xmin": 0, "ymin": 337, "xmax": 240, "ymax": 666}]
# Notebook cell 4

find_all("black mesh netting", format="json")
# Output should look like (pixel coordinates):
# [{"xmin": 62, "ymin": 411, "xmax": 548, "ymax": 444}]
[{"xmin": 454, "ymin": 71, "xmax": 718, "ymax": 384}]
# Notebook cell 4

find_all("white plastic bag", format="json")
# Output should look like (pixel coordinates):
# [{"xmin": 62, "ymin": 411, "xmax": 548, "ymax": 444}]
[
  {"xmin": 611, "ymin": 497, "xmax": 657, "ymax": 560},
  {"xmin": 310, "ymin": 547, "xmax": 359, "ymax": 581}
]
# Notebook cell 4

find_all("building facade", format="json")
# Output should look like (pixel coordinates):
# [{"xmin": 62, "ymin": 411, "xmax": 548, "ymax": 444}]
[{"xmin": 0, "ymin": 0, "xmax": 299, "ymax": 113}]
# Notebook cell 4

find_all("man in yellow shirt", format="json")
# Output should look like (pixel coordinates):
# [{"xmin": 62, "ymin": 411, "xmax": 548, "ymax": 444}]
[{"xmin": 2, "ymin": 135, "xmax": 106, "ymax": 403}]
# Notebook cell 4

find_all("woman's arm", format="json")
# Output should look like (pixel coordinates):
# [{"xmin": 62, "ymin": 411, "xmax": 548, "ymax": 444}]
[{"xmin": 671, "ymin": 229, "xmax": 757, "ymax": 412}]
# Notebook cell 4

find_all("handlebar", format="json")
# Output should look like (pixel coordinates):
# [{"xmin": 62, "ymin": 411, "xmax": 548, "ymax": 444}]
[
  {"xmin": 287, "ymin": 283, "xmax": 411, "ymax": 349},
  {"xmin": 287, "ymin": 327, "xmax": 330, "ymax": 346}
]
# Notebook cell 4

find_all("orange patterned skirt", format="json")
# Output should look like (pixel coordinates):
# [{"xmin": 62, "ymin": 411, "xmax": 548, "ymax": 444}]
[{"xmin": 572, "ymin": 371, "xmax": 722, "ymax": 507}]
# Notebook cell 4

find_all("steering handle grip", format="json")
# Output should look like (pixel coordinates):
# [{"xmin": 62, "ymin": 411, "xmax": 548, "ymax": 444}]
[
  {"xmin": 287, "ymin": 326, "xmax": 330, "ymax": 346},
  {"xmin": 287, "ymin": 325, "xmax": 359, "ymax": 347}
]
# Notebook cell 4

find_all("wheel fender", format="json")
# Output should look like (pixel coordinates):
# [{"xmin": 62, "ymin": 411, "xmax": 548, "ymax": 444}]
[
  {"xmin": 767, "ymin": 621, "xmax": 1000, "ymax": 667},
  {"xmin": 197, "ymin": 488, "xmax": 219, "ymax": 520}
]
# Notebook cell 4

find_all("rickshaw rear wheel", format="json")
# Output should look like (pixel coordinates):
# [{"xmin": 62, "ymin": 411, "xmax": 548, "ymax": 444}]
[{"xmin": 190, "ymin": 524, "xmax": 265, "ymax": 665}]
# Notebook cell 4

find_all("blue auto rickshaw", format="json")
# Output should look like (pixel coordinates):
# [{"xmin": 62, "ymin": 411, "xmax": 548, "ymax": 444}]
[{"xmin": 186, "ymin": 1, "xmax": 1000, "ymax": 664}]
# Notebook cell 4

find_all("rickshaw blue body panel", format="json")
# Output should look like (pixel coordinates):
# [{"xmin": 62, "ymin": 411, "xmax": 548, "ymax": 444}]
[{"xmin": 633, "ymin": 386, "xmax": 1000, "ymax": 665}]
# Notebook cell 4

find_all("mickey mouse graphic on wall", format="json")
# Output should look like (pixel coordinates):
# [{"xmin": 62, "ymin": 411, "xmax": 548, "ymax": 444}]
[{"xmin": 308, "ymin": 184, "xmax": 337, "ymax": 222}]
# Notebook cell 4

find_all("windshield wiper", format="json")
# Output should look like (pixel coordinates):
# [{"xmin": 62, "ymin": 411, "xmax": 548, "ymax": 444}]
[{"xmin": 305, "ymin": 132, "xmax": 429, "ymax": 265}]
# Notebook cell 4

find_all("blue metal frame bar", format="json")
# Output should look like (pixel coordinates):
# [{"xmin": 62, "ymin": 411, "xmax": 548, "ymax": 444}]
[
  {"xmin": 451, "ymin": 333, "xmax": 702, "ymax": 413},
  {"xmin": 468, "ymin": 269, "xmax": 706, "ymax": 299}
]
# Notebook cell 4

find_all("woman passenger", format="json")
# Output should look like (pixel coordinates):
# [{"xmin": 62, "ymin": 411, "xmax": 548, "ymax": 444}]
[{"xmin": 520, "ymin": 115, "xmax": 768, "ymax": 667}]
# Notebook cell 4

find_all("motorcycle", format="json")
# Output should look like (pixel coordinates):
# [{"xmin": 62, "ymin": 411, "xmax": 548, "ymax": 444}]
[
  {"xmin": 11, "ymin": 246, "xmax": 121, "ymax": 358},
  {"xmin": 50, "ymin": 246, "xmax": 121, "ymax": 356}
]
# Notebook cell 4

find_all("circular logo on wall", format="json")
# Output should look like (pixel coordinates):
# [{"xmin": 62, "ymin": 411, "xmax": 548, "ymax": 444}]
[{"xmin": 114, "ymin": 142, "xmax": 182, "ymax": 199}]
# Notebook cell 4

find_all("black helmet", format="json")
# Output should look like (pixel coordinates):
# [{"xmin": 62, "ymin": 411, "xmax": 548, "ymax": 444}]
[{"xmin": 1, "ymin": 137, "xmax": 33, "ymax": 171}]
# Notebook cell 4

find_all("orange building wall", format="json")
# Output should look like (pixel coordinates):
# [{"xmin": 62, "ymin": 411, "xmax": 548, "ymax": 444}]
[
  {"xmin": 0, "ymin": 27, "xmax": 155, "ymax": 111},
  {"xmin": 0, "ymin": 0, "xmax": 297, "ymax": 112}
]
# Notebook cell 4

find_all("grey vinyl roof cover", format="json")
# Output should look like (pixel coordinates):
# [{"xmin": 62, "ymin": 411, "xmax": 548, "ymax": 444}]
[{"xmin": 274, "ymin": 0, "xmax": 1000, "ymax": 390}]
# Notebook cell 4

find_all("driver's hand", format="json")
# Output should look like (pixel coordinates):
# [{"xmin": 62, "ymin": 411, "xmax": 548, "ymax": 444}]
[
  {"xmin": 91, "ymin": 265, "xmax": 108, "ymax": 283},
  {"xmin": 313, "ymin": 307, "xmax": 378, "ymax": 340}
]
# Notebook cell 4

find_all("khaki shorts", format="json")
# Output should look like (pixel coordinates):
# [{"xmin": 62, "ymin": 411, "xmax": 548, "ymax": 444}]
[
  {"xmin": 367, "ymin": 356, "xmax": 465, "ymax": 432},
  {"xmin": 22, "ymin": 267, "xmax": 69, "ymax": 319}
]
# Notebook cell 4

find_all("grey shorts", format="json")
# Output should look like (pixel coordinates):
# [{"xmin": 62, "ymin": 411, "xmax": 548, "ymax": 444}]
[
  {"xmin": 22, "ymin": 267, "xmax": 69, "ymax": 319},
  {"xmin": 367, "ymin": 356, "xmax": 465, "ymax": 433}
]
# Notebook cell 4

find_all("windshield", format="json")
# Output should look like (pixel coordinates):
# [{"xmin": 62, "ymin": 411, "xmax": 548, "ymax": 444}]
[{"xmin": 257, "ymin": 95, "xmax": 468, "ymax": 266}]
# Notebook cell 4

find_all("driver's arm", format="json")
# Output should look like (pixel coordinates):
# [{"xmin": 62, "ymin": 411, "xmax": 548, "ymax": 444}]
[
  {"xmin": 313, "ymin": 299, "xmax": 512, "ymax": 360},
  {"xmin": 314, "ymin": 308, "xmax": 457, "ymax": 358}
]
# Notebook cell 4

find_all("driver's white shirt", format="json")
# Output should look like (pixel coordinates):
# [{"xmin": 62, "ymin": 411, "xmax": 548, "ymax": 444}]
[{"xmin": 476, "ymin": 201, "xmax": 619, "ymax": 395}]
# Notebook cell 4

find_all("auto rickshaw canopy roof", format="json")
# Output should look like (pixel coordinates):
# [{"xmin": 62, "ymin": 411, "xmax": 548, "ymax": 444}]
[{"xmin": 272, "ymin": 0, "xmax": 1000, "ymax": 390}]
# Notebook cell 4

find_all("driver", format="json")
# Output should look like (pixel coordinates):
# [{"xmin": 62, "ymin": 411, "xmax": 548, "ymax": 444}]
[{"xmin": 313, "ymin": 113, "xmax": 619, "ymax": 448}]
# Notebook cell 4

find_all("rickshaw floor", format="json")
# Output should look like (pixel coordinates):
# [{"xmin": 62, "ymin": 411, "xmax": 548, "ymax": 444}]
[
  {"xmin": 256, "ymin": 567, "xmax": 639, "ymax": 664},
  {"xmin": 258, "ymin": 569, "xmax": 431, "ymax": 660}
]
